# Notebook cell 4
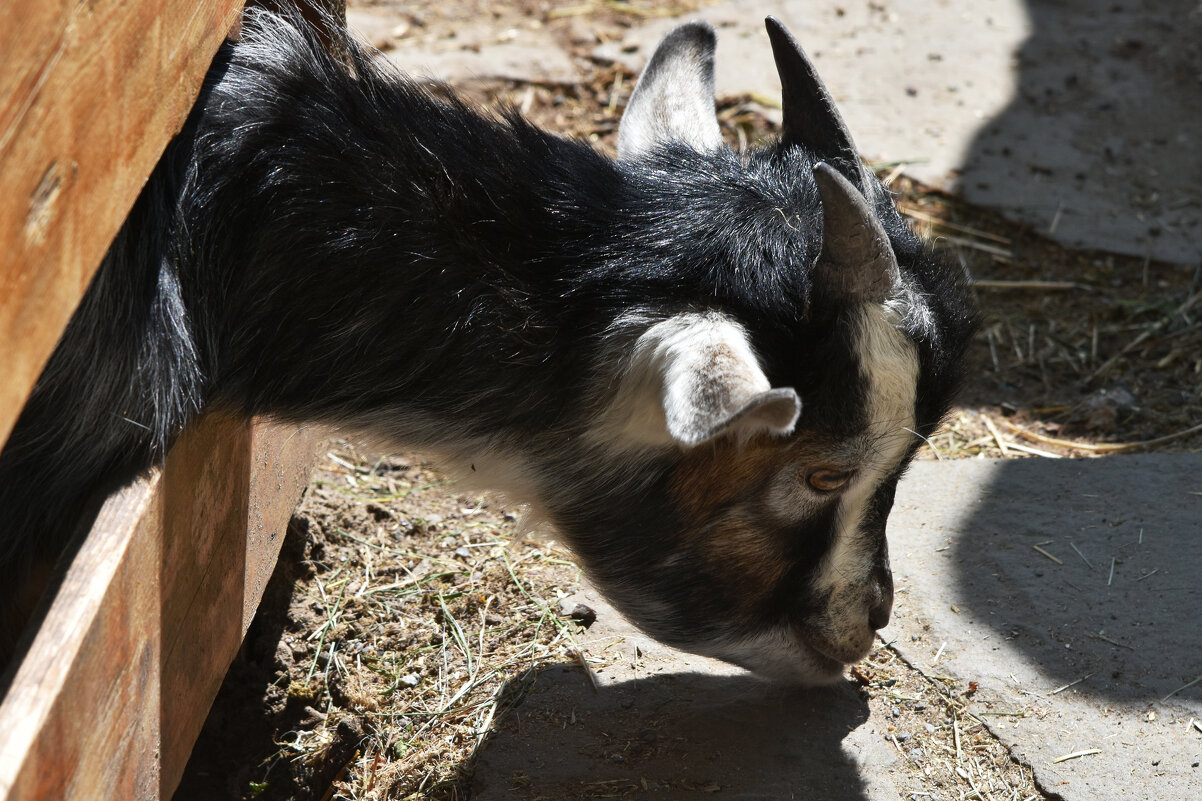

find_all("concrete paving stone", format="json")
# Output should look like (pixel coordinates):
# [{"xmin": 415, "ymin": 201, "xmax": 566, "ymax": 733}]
[
  {"xmin": 595, "ymin": 0, "xmax": 1202, "ymax": 265},
  {"xmin": 885, "ymin": 455, "xmax": 1202, "ymax": 800},
  {"xmin": 350, "ymin": 8, "xmax": 582, "ymax": 85},
  {"xmin": 470, "ymin": 455, "xmax": 1201, "ymax": 800},
  {"xmin": 471, "ymin": 586, "xmax": 905, "ymax": 800}
]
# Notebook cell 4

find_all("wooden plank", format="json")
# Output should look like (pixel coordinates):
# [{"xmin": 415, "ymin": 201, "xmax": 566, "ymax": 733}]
[
  {"xmin": 0, "ymin": 0, "xmax": 245, "ymax": 450},
  {"xmin": 156, "ymin": 413, "xmax": 255, "ymax": 798},
  {"xmin": 158, "ymin": 415, "xmax": 322, "ymax": 796},
  {"xmin": 0, "ymin": 3, "xmax": 336, "ymax": 797},
  {"xmin": 0, "ymin": 417, "xmax": 320, "ymax": 801},
  {"xmin": 0, "ymin": 475, "xmax": 163, "ymax": 801}
]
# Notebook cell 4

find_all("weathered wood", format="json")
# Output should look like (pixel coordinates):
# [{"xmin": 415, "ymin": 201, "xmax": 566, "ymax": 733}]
[
  {"xmin": 0, "ymin": 417, "xmax": 321, "ymax": 801},
  {"xmin": 157, "ymin": 413, "xmax": 256, "ymax": 798},
  {"xmin": 0, "ymin": 474, "xmax": 163, "ymax": 801},
  {"xmin": 158, "ymin": 415, "xmax": 323, "ymax": 796},
  {"xmin": 0, "ymin": 0, "xmax": 245, "ymax": 451},
  {"xmin": 0, "ymin": 3, "xmax": 342, "ymax": 798}
]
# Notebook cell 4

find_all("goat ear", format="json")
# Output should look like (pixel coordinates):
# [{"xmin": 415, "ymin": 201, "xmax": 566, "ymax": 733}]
[
  {"xmin": 667, "ymin": 384, "xmax": 802, "ymax": 447},
  {"xmin": 608, "ymin": 313, "xmax": 801, "ymax": 448},
  {"xmin": 617, "ymin": 21, "xmax": 723, "ymax": 160}
]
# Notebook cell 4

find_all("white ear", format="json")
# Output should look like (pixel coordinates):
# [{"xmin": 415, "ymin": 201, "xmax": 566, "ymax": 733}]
[
  {"xmin": 617, "ymin": 21, "xmax": 724, "ymax": 160},
  {"xmin": 608, "ymin": 312, "xmax": 801, "ymax": 448}
]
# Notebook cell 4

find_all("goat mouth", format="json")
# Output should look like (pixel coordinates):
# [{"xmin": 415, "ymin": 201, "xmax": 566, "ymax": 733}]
[{"xmin": 790, "ymin": 626, "xmax": 858, "ymax": 672}]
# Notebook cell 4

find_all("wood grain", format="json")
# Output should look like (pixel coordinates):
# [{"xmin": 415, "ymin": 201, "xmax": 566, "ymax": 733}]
[
  {"xmin": 0, "ymin": 0, "xmax": 245, "ymax": 450},
  {"xmin": 0, "ymin": 474, "xmax": 163, "ymax": 801},
  {"xmin": 0, "ymin": 416, "xmax": 320, "ymax": 801},
  {"xmin": 0, "ymin": 3, "xmax": 338, "ymax": 797},
  {"xmin": 158, "ymin": 415, "xmax": 322, "ymax": 796}
]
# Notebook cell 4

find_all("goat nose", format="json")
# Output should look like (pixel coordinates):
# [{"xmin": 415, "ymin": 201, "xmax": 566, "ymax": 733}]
[
  {"xmin": 868, "ymin": 597, "xmax": 892, "ymax": 631},
  {"xmin": 867, "ymin": 564, "xmax": 894, "ymax": 630}
]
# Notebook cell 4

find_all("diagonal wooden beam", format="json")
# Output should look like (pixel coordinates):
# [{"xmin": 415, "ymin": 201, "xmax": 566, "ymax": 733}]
[{"xmin": 0, "ymin": 0, "xmax": 245, "ymax": 450}]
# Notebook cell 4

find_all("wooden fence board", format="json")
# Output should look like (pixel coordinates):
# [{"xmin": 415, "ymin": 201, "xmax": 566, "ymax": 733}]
[
  {"xmin": 0, "ymin": 474, "xmax": 163, "ymax": 801},
  {"xmin": 0, "ymin": 3, "xmax": 343, "ymax": 798},
  {"xmin": 158, "ymin": 413, "xmax": 257, "ymax": 796},
  {"xmin": 0, "ymin": 417, "xmax": 321, "ymax": 801},
  {"xmin": 158, "ymin": 415, "xmax": 324, "ymax": 794},
  {"xmin": 0, "ymin": 0, "xmax": 244, "ymax": 450}
]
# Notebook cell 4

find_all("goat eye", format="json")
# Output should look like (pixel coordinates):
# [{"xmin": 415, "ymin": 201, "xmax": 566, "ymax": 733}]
[{"xmin": 807, "ymin": 469, "xmax": 853, "ymax": 492}]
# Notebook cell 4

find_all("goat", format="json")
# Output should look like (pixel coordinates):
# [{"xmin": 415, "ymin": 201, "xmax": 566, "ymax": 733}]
[{"xmin": 0, "ymin": 9, "xmax": 976, "ymax": 682}]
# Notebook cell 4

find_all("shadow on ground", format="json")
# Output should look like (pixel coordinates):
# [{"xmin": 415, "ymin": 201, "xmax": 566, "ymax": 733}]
[
  {"xmin": 471, "ymin": 666, "xmax": 875, "ymax": 801},
  {"xmin": 906, "ymin": 454, "xmax": 1202, "ymax": 705},
  {"xmin": 958, "ymin": 0, "xmax": 1202, "ymax": 262}
]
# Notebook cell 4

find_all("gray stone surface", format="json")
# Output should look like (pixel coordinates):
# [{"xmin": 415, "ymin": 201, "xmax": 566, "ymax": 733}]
[
  {"xmin": 470, "ymin": 455, "xmax": 1202, "ymax": 800},
  {"xmin": 347, "ymin": 7, "xmax": 583, "ymax": 85},
  {"xmin": 885, "ymin": 455, "xmax": 1202, "ymax": 800},
  {"xmin": 594, "ymin": 0, "xmax": 1202, "ymax": 264},
  {"xmin": 471, "ymin": 586, "xmax": 906, "ymax": 800}
]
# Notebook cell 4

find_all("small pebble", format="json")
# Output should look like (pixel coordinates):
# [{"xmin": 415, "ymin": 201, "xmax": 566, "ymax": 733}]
[
  {"xmin": 557, "ymin": 599, "xmax": 597, "ymax": 628},
  {"xmin": 365, "ymin": 502, "xmax": 393, "ymax": 521}
]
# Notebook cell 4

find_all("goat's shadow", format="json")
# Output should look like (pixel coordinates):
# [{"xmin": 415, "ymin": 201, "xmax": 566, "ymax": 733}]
[
  {"xmin": 904, "ymin": 454, "xmax": 1202, "ymax": 706},
  {"xmin": 469, "ymin": 666, "xmax": 876, "ymax": 801},
  {"xmin": 957, "ymin": 0, "xmax": 1202, "ymax": 263}
]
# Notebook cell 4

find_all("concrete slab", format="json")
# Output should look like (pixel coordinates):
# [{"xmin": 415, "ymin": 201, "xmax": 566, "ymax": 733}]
[
  {"xmin": 470, "ymin": 587, "xmax": 906, "ymax": 800},
  {"xmin": 595, "ymin": 0, "xmax": 1202, "ymax": 264},
  {"xmin": 885, "ymin": 455, "xmax": 1202, "ymax": 800},
  {"xmin": 469, "ymin": 455, "xmax": 1202, "ymax": 800},
  {"xmin": 348, "ymin": 8, "xmax": 582, "ymax": 85}
]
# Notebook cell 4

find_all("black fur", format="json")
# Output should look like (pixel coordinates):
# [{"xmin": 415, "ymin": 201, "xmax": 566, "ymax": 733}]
[{"xmin": 0, "ymin": 10, "xmax": 977, "ymax": 675}]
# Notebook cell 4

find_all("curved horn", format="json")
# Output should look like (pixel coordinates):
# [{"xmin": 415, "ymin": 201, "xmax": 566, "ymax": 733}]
[
  {"xmin": 814, "ymin": 162, "xmax": 900, "ymax": 303},
  {"xmin": 765, "ymin": 17, "xmax": 862, "ymax": 184}
]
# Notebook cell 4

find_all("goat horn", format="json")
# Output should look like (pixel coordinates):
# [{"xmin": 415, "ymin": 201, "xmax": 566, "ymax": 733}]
[
  {"xmin": 765, "ymin": 17, "xmax": 863, "ymax": 187},
  {"xmin": 814, "ymin": 162, "xmax": 900, "ymax": 303}
]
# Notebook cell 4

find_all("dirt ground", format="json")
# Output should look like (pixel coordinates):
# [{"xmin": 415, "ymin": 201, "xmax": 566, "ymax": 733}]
[{"xmin": 176, "ymin": 1, "xmax": 1200, "ymax": 799}]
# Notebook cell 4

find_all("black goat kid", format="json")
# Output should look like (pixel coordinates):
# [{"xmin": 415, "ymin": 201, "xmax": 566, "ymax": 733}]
[{"xmin": 0, "ymin": 10, "xmax": 976, "ymax": 681}]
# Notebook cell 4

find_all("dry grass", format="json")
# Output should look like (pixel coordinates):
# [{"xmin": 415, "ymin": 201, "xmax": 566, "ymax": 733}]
[
  {"xmin": 180, "ymin": 444, "xmax": 619, "ymax": 800},
  {"xmin": 262, "ymin": 447, "xmax": 601, "ymax": 800},
  {"xmin": 888, "ymin": 176, "xmax": 1201, "ymax": 461},
  {"xmin": 854, "ymin": 643, "xmax": 1046, "ymax": 801}
]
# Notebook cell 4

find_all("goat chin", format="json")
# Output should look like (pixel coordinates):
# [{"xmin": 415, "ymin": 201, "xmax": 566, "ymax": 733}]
[{"xmin": 709, "ymin": 630, "xmax": 855, "ymax": 687}]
